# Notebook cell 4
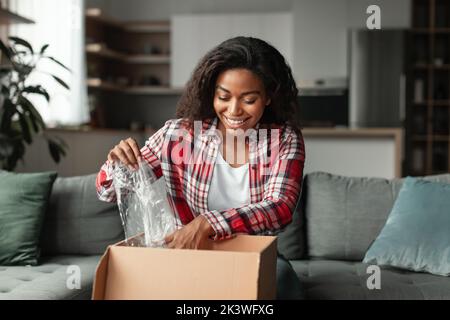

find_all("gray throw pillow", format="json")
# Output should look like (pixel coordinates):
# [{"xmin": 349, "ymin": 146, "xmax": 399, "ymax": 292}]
[
  {"xmin": 277, "ymin": 178, "xmax": 307, "ymax": 260},
  {"xmin": 40, "ymin": 174, "xmax": 124, "ymax": 255},
  {"xmin": 303, "ymin": 172, "xmax": 450, "ymax": 261}
]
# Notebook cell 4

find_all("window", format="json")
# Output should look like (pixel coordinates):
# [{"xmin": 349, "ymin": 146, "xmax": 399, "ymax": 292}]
[{"xmin": 7, "ymin": 0, "xmax": 88, "ymax": 126}]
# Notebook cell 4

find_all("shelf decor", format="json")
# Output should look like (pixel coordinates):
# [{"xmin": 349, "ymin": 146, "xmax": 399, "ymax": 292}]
[{"xmin": 406, "ymin": 0, "xmax": 450, "ymax": 175}]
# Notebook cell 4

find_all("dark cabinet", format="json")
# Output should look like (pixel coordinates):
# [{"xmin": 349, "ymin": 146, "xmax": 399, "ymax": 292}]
[{"xmin": 405, "ymin": 0, "xmax": 450, "ymax": 175}]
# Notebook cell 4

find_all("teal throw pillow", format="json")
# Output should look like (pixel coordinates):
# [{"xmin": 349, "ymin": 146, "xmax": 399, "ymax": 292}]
[
  {"xmin": 363, "ymin": 177, "xmax": 450, "ymax": 276},
  {"xmin": 0, "ymin": 170, "xmax": 57, "ymax": 265}
]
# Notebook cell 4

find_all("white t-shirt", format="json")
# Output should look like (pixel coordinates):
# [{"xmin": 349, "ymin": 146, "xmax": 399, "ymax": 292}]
[{"xmin": 207, "ymin": 150, "xmax": 250, "ymax": 211}]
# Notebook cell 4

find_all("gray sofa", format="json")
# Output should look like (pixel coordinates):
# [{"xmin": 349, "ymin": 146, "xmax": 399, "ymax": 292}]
[
  {"xmin": 277, "ymin": 171, "xmax": 450, "ymax": 300},
  {"xmin": 1, "ymin": 172, "xmax": 449, "ymax": 300}
]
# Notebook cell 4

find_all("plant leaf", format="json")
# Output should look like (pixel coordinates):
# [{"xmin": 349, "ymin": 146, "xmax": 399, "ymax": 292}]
[
  {"xmin": 52, "ymin": 135, "xmax": 68, "ymax": 154},
  {"xmin": 0, "ymin": 38, "xmax": 12, "ymax": 60},
  {"xmin": 0, "ymin": 133, "xmax": 24, "ymax": 171},
  {"xmin": 22, "ymin": 85, "xmax": 50, "ymax": 102},
  {"xmin": 0, "ymin": 66, "xmax": 12, "ymax": 73},
  {"xmin": 11, "ymin": 61, "xmax": 33, "ymax": 76},
  {"xmin": 48, "ymin": 139, "xmax": 59, "ymax": 162},
  {"xmin": 0, "ymin": 99, "xmax": 16, "ymax": 133},
  {"xmin": 24, "ymin": 108, "xmax": 39, "ymax": 133},
  {"xmin": 44, "ymin": 56, "xmax": 71, "ymax": 72},
  {"xmin": 0, "ymin": 133, "xmax": 15, "ymax": 158},
  {"xmin": 51, "ymin": 74, "xmax": 70, "ymax": 90},
  {"xmin": 17, "ymin": 111, "xmax": 32, "ymax": 144},
  {"xmin": 40, "ymin": 44, "xmax": 49, "ymax": 55},
  {"xmin": 19, "ymin": 95, "xmax": 46, "ymax": 131},
  {"xmin": 1, "ymin": 85, "xmax": 9, "ymax": 96},
  {"xmin": 8, "ymin": 139, "xmax": 25, "ymax": 171},
  {"xmin": 54, "ymin": 137, "xmax": 67, "ymax": 157},
  {"xmin": 47, "ymin": 139, "xmax": 62, "ymax": 163},
  {"xmin": 9, "ymin": 36, "xmax": 34, "ymax": 54}
]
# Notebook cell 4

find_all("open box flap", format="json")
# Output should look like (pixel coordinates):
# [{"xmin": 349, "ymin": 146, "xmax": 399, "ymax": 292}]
[{"xmin": 91, "ymin": 246, "xmax": 111, "ymax": 300}]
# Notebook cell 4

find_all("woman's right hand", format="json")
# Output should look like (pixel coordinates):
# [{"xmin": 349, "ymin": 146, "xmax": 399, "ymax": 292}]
[{"xmin": 107, "ymin": 137, "xmax": 141, "ymax": 170}]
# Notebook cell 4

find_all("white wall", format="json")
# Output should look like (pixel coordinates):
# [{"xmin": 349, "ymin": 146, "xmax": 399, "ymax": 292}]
[
  {"xmin": 292, "ymin": 0, "xmax": 411, "ymax": 82},
  {"xmin": 292, "ymin": 0, "xmax": 348, "ymax": 82},
  {"xmin": 303, "ymin": 136, "xmax": 398, "ymax": 179},
  {"xmin": 171, "ymin": 13, "xmax": 293, "ymax": 87}
]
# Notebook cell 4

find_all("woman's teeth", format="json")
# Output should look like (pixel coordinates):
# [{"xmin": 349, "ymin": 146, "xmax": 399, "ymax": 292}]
[{"xmin": 225, "ymin": 117, "xmax": 246, "ymax": 125}]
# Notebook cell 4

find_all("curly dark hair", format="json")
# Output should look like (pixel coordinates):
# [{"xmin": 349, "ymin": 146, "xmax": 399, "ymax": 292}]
[{"xmin": 175, "ymin": 36, "xmax": 300, "ymax": 130}]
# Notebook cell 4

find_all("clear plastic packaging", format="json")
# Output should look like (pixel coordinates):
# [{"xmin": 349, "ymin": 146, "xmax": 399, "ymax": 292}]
[{"xmin": 112, "ymin": 160, "xmax": 177, "ymax": 247}]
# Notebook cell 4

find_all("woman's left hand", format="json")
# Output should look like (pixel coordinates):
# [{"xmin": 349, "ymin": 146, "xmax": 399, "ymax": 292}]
[{"xmin": 164, "ymin": 215, "xmax": 215, "ymax": 249}]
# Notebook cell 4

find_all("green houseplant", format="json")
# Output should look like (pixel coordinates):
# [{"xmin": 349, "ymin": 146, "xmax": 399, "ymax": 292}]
[{"xmin": 0, "ymin": 36, "xmax": 70, "ymax": 171}]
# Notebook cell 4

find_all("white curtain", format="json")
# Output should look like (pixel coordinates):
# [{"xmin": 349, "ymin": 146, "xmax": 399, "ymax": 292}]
[{"xmin": 8, "ymin": 0, "xmax": 88, "ymax": 127}]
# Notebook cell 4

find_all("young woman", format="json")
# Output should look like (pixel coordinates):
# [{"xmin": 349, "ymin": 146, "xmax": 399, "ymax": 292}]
[{"xmin": 96, "ymin": 36, "xmax": 306, "ymax": 299}]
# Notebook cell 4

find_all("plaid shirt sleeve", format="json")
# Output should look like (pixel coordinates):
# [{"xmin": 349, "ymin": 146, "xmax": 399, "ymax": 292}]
[
  {"xmin": 200, "ymin": 129, "xmax": 305, "ymax": 240},
  {"xmin": 95, "ymin": 120, "xmax": 171, "ymax": 202}
]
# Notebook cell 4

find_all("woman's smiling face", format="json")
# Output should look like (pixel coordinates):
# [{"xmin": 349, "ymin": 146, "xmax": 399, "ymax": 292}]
[{"xmin": 214, "ymin": 68, "xmax": 270, "ymax": 134}]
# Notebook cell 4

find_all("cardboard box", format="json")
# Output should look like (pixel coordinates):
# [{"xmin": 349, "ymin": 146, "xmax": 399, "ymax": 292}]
[{"xmin": 92, "ymin": 234, "xmax": 277, "ymax": 300}]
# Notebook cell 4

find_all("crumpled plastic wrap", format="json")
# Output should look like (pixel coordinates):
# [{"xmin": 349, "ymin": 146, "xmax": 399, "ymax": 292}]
[{"xmin": 112, "ymin": 160, "xmax": 177, "ymax": 247}]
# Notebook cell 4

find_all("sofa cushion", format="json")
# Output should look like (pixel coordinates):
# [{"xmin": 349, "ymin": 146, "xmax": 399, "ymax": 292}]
[
  {"xmin": 0, "ymin": 255, "xmax": 100, "ymax": 299},
  {"xmin": 0, "ymin": 171, "xmax": 57, "ymax": 266},
  {"xmin": 364, "ymin": 177, "xmax": 450, "ymax": 276},
  {"xmin": 40, "ymin": 174, "xmax": 124, "ymax": 256},
  {"xmin": 303, "ymin": 172, "xmax": 450, "ymax": 261},
  {"xmin": 277, "ymin": 189, "xmax": 307, "ymax": 260},
  {"xmin": 290, "ymin": 259, "xmax": 450, "ymax": 300}
]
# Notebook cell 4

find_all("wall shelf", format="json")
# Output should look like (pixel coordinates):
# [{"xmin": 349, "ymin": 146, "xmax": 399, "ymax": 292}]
[
  {"xmin": 431, "ymin": 135, "xmax": 450, "ymax": 141},
  {"xmin": 414, "ymin": 100, "xmax": 450, "ymax": 106},
  {"xmin": 413, "ymin": 28, "xmax": 450, "ymax": 34},
  {"xmin": 86, "ymin": 8, "xmax": 170, "ymax": 33},
  {"xmin": 86, "ymin": 7, "xmax": 173, "ymax": 129},
  {"xmin": 414, "ymin": 64, "xmax": 450, "ymax": 70},
  {"xmin": 86, "ymin": 43, "xmax": 124, "ymax": 60},
  {"xmin": 124, "ymin": 54, "xmax": 170, "ymax": 64},
  {"xmin": 87, "ymin": 78, "xmax": 182, "ymax": 95},
  {"xmin": 86, "ymin": 43, "xmax": 170, "ymax": 64},
  {"xmin": 0, "ymin": 7, "xmax": 34, "ymax": 24},
  {"xmin": 87, "ymin": 78, "xmax": 123, "ymax": 91},
  {"xmin": 85, "ymin": 7, "xmax": 122, "ymax": 28},
  {"xmin": 123, "ymin": 86, "xmax": 183, "ymax": 95},
  {"xmin": 123, "ymin": 21, "xmax": 170, "ymax": 33}
]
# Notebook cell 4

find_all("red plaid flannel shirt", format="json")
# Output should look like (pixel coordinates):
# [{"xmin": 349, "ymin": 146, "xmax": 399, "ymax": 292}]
[{"xmin": 96, "ymin": 117, "xmax": 305, "ymax": 240}]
